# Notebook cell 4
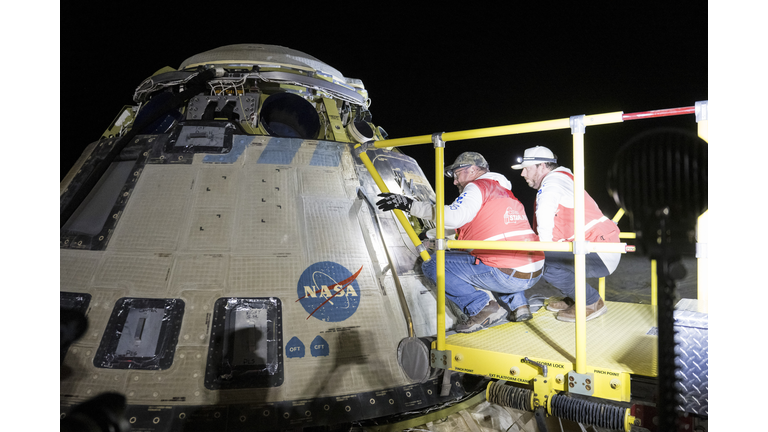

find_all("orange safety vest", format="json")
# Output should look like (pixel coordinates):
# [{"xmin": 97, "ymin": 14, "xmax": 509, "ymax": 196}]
[
  {"xmin": 457, "ymin": 179, "xmax": 545, "ymax": 270},
  {"xmin": 533, "ymin": 169, "xmax": 619, "ymax": 243}
]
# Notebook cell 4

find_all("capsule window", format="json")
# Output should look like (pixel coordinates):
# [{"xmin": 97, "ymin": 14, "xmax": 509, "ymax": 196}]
[
  {"xmin": 260, "ymin": 93, "xmax": 320, "ymax": 139},
  {"xmin": 204, "ymin": 297, "xmax": 283, "ymax": 389},
  {"xmin": 347, "ymin": 119, "xmax": 374, "ymax": 144},
  {"xmin": 93, "ymin": 298, "xmax": 184, "ymax": 370},
  {"xmin": 62, "ymin": 160, "xmax": 134, "ymax": 236}
]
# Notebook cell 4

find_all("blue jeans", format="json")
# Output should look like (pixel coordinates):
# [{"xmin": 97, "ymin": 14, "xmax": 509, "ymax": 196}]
[
  {"xmin": 543, "ymin": 251, "xmax": 614, "ymax": 305},
  {"xmin": 421, "ymin": 250, "xmax": 542, "ymax": 316}
]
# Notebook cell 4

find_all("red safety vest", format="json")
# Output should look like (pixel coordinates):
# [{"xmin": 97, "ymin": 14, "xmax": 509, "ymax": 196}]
[
  {"xmin": 457, "ymin": 179, "xmax": 545, "ymax": 270},
  {"xmin": 533, "ymin": 169, "xmax": 620, "ymax": 243}
]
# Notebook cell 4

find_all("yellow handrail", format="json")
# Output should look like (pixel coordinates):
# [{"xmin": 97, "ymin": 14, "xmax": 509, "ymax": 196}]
[
  {"xmin": 434, "ymin": 144, "xmax": 446, "ymax": 351},
  {"xmin": 651, "ymin": 260, "xmax": 658, "ymax": 306},
  {"xmin": 447, "ymin": 240, "xmax": 572, "ymax": 252},
  {"xmin": 364, "ymin": 103, "xmax": 704, "ymax": 378},
  {"xmin": 572, "ymin": 120, "xmax": 588, "ymax": 374},
  {"xmin": 376, "ymin": 112, "xmax": 627, "ymax": 371},
  {"xmin": 354, "ymin": 144, "xmax": 432, "ymax": 262},
  {"xmin": 374, "ymin": 113, "xmax": 623, "ymax": 149},
  {"xmin": 446, "ymin": 240, "xmax": 626, "ymax": 253},
  {"xmin": 696, "ymin": 103, "xmax": 708, "ymax": 314}
]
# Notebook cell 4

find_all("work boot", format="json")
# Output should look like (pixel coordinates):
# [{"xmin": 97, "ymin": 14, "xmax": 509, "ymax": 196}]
[
  {"xmin": 556, "ymin": 298, "xmax": 607, "ymax": 322},
  {"xmin": 510, "ymin": 305, "xmax": 533, "ymax": 322},
  {"xmin": 455, "ymin": 301, "xmax": 506, "ymax": 333},
  {"xmin": 546, "ymin": 297, "xmax": 575, "ymax": 312}
]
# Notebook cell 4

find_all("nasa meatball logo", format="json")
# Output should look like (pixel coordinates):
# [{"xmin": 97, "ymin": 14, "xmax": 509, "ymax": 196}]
[{"xmin": 296, "ymin": 262, "xmax": 361, "ymax": 322}]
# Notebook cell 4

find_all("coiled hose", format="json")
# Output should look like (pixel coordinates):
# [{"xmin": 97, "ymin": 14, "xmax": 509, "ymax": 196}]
[
  {"xmin": 486, "ymin": 381, "xmax": 531, "ymax": 412},
  {"xmin": 487, "ymin": 381, "xmax": 629, "ymax": 431},
  {"xmin": 550, "ymin": 394, "xmax": 626, "ymax": 430}
]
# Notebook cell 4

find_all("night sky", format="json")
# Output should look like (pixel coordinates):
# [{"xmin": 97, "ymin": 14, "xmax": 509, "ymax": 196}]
[
  {"xmin": 50, "ymin": 4, "xmax": 759, "ymax": 429},
  {"xmin": 60, "ymin": 4, "xmax": 707, "ymax": 228}
]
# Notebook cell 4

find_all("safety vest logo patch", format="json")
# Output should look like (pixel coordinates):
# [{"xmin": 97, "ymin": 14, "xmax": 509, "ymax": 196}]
[{"xmin": 503, "ymin": 207, "xmax": 526, "ymax": 225}]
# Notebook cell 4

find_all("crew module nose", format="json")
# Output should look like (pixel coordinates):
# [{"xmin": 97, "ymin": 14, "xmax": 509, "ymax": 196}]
[{"xmin": 60, "ymin": 43, "xmax": 464, "ymax": 431}]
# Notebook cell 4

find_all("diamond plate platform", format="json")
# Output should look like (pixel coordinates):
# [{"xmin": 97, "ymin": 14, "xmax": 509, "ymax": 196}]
[{"xmin": 674, "ymin": 307, "xmax": 708, "ymax": 416}]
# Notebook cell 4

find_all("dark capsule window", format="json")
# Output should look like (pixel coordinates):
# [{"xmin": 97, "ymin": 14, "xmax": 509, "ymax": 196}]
[
  {"xmin": 93, "ymin": 298, "xmax": 184, "ymax": 370},
  {"xmin": 205, "ymin": 297, "xmax": 283, "ymax": 389},
  {"xmin": 260, "ymin": 92, "xmax": 320, "ymax": 139},
  {"xmin": 62, "ymin": 160, "xmax": 134, "ymax": 236}
]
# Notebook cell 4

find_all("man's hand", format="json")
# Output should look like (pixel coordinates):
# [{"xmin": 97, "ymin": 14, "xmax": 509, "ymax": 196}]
[{"xmin": 376, "ymin": 193, "xmax": 413, "ymax": 212}]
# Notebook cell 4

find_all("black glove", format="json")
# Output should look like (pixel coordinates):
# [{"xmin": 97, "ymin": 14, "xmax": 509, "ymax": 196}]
[{"xmin": 376, "ymin": 193, "xmax": 413, "ymax": 212}]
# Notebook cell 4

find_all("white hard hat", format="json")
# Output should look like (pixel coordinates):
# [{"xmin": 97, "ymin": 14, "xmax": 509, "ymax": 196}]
[{"xmin": 511, "ymin": 146, "xmax": 557, "ymax": 169}]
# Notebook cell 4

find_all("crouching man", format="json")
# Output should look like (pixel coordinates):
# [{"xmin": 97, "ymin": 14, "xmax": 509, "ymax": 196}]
[
  {"xmin": 512, "ymin": 146, "xmax": 620, "ymax": 322},
  {"xmin": 377, "ymin": 152, "xmax": 544, "ymax": 332}
]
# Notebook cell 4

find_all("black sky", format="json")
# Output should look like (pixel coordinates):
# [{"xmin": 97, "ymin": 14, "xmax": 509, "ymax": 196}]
[
  {"xmin": 61, "ymin": 4, "xmax": 707, "ymax": 227},
  {"xmin": 47, "ymin": 5, "xmax": 768, "ymax": 429}
]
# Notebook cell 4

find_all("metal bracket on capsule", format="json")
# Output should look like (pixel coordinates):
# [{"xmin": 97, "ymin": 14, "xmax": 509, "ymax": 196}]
[{"xmin": 430, "ymin": 348, "xmax": 452, "ymax": 370}]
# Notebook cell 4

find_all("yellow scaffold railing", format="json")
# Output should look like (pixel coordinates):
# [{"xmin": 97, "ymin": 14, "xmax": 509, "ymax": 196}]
[
  {"xmin": 696, "ymin": 100, "xmax": 709, "ymax": 314},
  {"xmin": 354, "ymin": 143, "xmax": 432, "ymax": 263},
  {"xmin": 362, "ymin": 102, "xmax": 708, "ymax": 374},
  {"xmin": 375, "ymin": 111, "xmax": 630, "ymax": 374}
]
